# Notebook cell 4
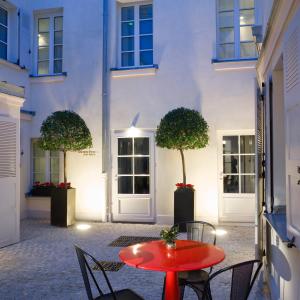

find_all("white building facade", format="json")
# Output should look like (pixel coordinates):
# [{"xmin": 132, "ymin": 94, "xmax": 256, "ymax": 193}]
[{"xmin": 0, "ymin": 0, "xmax": 261, "ymax": 229}]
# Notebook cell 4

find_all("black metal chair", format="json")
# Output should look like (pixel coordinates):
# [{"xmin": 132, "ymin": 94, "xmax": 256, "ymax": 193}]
[
  {"xmin": 74, "ymin": 245, "xmax": 144, "ymax": 300},
  {"xmin": 162, "ymin": 221, "xmax": 217, "ymax": 299},
  {"xmin": 188, "ymin": 260, "xmax": 263, "ymax": 300}
]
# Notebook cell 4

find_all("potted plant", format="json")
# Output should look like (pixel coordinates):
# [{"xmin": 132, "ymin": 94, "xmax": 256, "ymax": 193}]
[
  {"xmin": 39, "ymin": 110, "xmax": 93, "ymax": 227},
  {"xmin": 30, "ymin": 182, "xmax": 56, "ymax": 197},
  {"xmin": 156, "ymin": 107, "xmax": 209, "ymax": 231},
  {"xmin": 160, "ymin": 226, "xmax": 179, "ymax": 248}
]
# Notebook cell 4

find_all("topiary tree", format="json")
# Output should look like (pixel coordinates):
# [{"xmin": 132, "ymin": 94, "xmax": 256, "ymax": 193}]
[
  {"xmin": 39, "ymin": 110, "xmax": 93, "ymax": 186},
  {"xmin": 156, "ymin": 107, "xmax": 209, "ymax": 185}
]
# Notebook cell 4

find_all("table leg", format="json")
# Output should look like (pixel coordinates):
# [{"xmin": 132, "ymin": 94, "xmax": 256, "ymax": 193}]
[{"xmin": 165, "ymin": 271, "xmax": 180, "ymax": 300}]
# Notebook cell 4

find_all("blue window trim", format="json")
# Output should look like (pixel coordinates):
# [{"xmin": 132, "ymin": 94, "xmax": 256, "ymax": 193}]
[
  {"xmin": 264, "ymin": 212, "xmax": 289, "ymax": 243},
  {"xmin": 110, "ymin": 64, "xmax": 158, "ymax": 71},
  {"xmin": 29, "ymin": 72, "xmax": 67, "ymax": 78},
  {"xmin": 212, "ymin": 57, "xmax": 257, "ymax": 64},
  {"xmin": 21, "ymin": 109, "xmax": 36, "ymax": 116}
]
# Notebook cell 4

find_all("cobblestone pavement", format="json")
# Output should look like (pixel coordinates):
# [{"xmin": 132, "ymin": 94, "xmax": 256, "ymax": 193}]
[{"xmin": 0, "ymin": 220, "xmax": 269, "ymax": 300}]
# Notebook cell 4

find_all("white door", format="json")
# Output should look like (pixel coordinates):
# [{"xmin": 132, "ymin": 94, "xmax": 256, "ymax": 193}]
[
  {"xmin": 218, "ymin": 131, "xmax": 255, "ymax": 222},
  {"xmin": 0, "ymin": 118, "xmax": 19, "ymax": 247},
  {"xmin": 112, "ymin": 130, "xmax": 155, "ymax": 223}
]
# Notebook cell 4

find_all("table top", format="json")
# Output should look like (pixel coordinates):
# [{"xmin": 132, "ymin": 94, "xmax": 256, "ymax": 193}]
[{"xmin": 119, "ymin": 240, "xmax": 225, "ymax": 272}]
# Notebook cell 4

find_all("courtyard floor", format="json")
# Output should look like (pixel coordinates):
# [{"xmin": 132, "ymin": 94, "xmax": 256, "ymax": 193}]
[{"xmin": 0, "ymin": 220, "xmax": 269, "ymax": 300}]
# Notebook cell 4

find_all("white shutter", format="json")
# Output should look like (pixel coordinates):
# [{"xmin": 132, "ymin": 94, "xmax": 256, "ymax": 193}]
[{"xmin": 283, "ymin": 10, "xmax": 300, "ymax": 248}]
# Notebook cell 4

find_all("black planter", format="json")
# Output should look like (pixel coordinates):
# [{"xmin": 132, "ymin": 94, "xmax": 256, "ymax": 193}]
[
  {"xmin": 174, "ymin": 188, "xmax": 194, "ymax": 232},
  {"xmin": 51, "ymin": 188, "xmax": 75, "ymax": 227},
  {"xmin": 30, "ymin": 186, "xmax": 55, "ymax": 197}
]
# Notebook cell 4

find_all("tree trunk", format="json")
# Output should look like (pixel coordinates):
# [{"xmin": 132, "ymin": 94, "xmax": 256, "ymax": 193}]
[
  {"xmin": 179, "ymin": 149, "xmax": 186, "ymax": 184},
  {"xmin": 63, "ymin": 151, "xmax": 67, "ymax": 187}
]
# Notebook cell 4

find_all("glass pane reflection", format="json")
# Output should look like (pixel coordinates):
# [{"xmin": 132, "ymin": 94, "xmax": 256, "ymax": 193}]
[
  {"xmin": 118, "ymin": 176, "xmax": 133, "ymax": 194},
  {"xmin": 135, "ymin": 176, "xmax": 149, "ymax": 194},
  {"xmin": 118, "ymin": 138, "xmax": 133, "ymax": 155},
  {"xmin": 224, "ymin": 175, "xmax": 239, "ymax": 193},
  {"xmin": 223, "ymin": 136, "xmax": 238, "ymax": 154},
  {"xmin": 223, "ymin": 155, "xmax": 239, "ymax": 173},
  {"xmin": 241, "ymin": 175, "xmax": 255, "ymax": 193}
]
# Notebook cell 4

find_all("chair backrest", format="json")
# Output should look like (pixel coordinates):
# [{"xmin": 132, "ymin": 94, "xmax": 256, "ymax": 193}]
[
  {"xmin": 74, "ymin": 245, "xmax": 116, "ymax": 300},
  {"xmin": 205, "ymin": 260, "xmax": 262, "ymax": 300},
  {"xmin": 174, "ymin": 221, "xmax": 217, "ymax": 245}
]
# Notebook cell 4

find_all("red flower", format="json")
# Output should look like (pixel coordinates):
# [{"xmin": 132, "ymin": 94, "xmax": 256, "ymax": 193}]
[{"xmin": 175, "ymin": 183, "xmax": 194, "ymax": 190}]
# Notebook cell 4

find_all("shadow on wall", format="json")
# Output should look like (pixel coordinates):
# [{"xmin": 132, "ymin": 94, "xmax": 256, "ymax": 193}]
[{"xmin": 270, "ymin": 244, "xmax": 291, "ymax": 281}]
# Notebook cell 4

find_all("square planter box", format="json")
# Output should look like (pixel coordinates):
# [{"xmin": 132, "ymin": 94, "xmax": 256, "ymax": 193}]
[
  {"xmin": 51, "ymin": 188, "xmax": 76, "ymax": 227},
  {"xmin": 174, "ymin": 188, "xmax": 194, "ymax": 232}
]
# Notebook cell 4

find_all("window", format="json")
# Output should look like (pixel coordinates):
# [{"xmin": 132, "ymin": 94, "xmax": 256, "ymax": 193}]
[
  {"xmin": 120, "ymin": 3, "xmax": 153, "ymax": 67},
  {"xmin": 36, "ymin": 15, "xmax": 63, "ymax": 75},
  {"xmin": 32, "ymin": 141, "xmax": 60, "ymax": 183},
  {"xmin": 223, "ymin": 135, "xmax": 255, "ymax": 194},
  {"xmin": 0, "ymin": 6, "xmax": 8, "ymax": 60},
  {"xmin": 217, "ymin": 0, "xmax": 256, "ymax": 60},
  {"xmin": 117, "ymin": 137, "xmax": 150, "ymax": 194}
]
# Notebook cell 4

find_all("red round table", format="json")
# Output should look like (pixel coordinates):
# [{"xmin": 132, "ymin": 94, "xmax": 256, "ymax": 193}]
[{"xmin": 119, "ymin": 240, "xmax": 225, "ymax": 300}]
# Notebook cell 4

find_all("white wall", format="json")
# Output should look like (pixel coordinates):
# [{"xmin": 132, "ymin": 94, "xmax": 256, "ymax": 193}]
[{"xmin": 109, "ymin": 0, "xmax": 256, "ymax": 223}]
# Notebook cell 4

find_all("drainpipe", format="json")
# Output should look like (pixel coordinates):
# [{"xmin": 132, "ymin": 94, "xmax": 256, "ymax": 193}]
[
  {"xmin": 102, "ymin": 0, "xmax": 111, "ymax": 222},
  {"xmin": 17, "ymin": 9, "xmax": 20, "ymax": 65}
]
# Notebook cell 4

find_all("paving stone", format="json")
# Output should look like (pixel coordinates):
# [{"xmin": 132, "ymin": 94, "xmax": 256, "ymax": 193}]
[{"xmin": 0, "ymin": 220, "xmax": 269, "ymax": 300}]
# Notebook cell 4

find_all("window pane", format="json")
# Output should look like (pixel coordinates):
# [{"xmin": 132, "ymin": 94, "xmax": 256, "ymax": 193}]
[
  {"xmin": 50, "ymin": 173, "xmax": 59, "ymax": 184},
  {"xmin": 118, "ymin": 138, "xmax": 133, "ymax": 155},
  {"xmin": 122, "ymin": 21, "xmax": 134, "ymax": 36},
  {"xmin": 219, "ymin": 27, "xmax": 234, "ymax": 43},
  {"xmin": 50, "ymin": 156, "xmax": 59, "ymax": 183},
  {"xmin": 218, "ymin": 43, "xmax": 234, "ymax": 59},
  {"xmin": 241, "ymin": 155, "xmax": 255, "ymax": 173},
  {"xmin": 118, "ymin": 157, "xmax": 133, "ymax": 174},
  {"xmin": 121, "ymin": 6, "xmax": 134, "ymax": 21},
  {"xmin": 38, "ymin": 47, "xmax": 49, "ymax": 60},
  {"xmin": 122, "ymin": 37, "xmax": 134, "ymax": 51},
  {"xmin": 54, "ymin": 60, "xmax": 63, "ymax": 73},
  {"xmin": 224, "ymin": 175, "xmax": 239, "ymax": 193},
  {"xmin": 241, "ymin": 175, "xmax": 255, "ymax": 193},
  {"xmin": 240, "ymin": 0, "xmax": 254, "ymax": 9},
  {"xmin": 240, "ymin": 42, "xmax": 257, "ymax": 57},
  {"xmin": 34, "ymin": 172, "xmax": 46, "ymax": 183},
  {"xmin": 218, "ymin": 0, "xmax": 234, "ymax": 11},
  {"xmin": 33, "ymin": 143, "xmax": 45, "ymax": 157},
  {"xmin": 223, "ymin": 136, "xmax": 239, "ymax": 154},
  {"xmin": 135, "ymin": 176, "xmax": 149, "ymax": 194},
  {"xmin": 118, "ymin": 176, "xmax": 133, "ymax": 194},
  {"xmin": 0, "ymin": 25, "xmax": 7, "ymax": 43},
  {"xmin": 223, "ymin": 155, "xmax": 239, "ymax": 174},
  {"xmin": 54, "ymin": 45, "xmax": 63, "ymax": 59},
  {"xmin": 33, "ymin": 157, "xmax": 46, "ymax": 174},
  {"xmin": 219, "ymin": 11, "xmax": 234, "ymax": 27},
  {"xmin": 122, "ymin": 52, "xmax": 134, "ymax": 67},
  {"xmin": 38, "ymin": 18, "xmax": 49, "ymax": 33},
  {"xmin": 38, "ymin": 33, "xmax": 49, "ymax": 46},
  {"xmin": 240, "ymin": 26, "xmax": 253, "ymax": 41},
  {"xmin": 134, "ymin": 138, "xmax": 149, "ymax": 155},
  {"xmin": 140, "ymin": 50, "xmax": 153, "ymax": 65},
  {"xmin": 240, "ymin": 9, "xmax": 255, "ymax": 25},
  {"xmin": 135, "ymin": 157, "xmax": 149, "ymax": 174},
  {"xmin": 0, "ymin": 42, "xmax": 7, "ymax": 59},
  {"xmin": 54, "ymin": 16, "xmax": 63, "ymax": 31},
  {"xmin": 140, "ymin": 35, "xmax": 153, "ymax": 50},
  {"xmin": 0, "ymin": 7, "xmax": 7, "ymax": 26},
  {"xmin": 38, "ymin": 61, "xmax": 49, "ymax": 75},
  {"xmin": 54, "ymin": 31, "xmax": 63, "ymax": 44},
  {"xmin": 140, "ymin": 20, "xmax": 152, "ymax": 34},
  {"xmin": 240, "ymin": 135, "xmax": 255, "ymax": 153},
  {"xmin": 140, "ymin": 4, "xmax": 152, "ymax": 19}
]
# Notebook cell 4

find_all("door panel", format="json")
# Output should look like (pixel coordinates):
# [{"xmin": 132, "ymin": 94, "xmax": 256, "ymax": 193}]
[
  {"xmin": 112, "ymin": 131, "xmax": 155, "ymax": 222},
  {"xmin": 219, "ymin": 132, "xmax": 256, "ymax": 222}
]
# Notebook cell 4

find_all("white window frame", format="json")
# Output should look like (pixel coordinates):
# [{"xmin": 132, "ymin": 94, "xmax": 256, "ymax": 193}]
[
  {"xmin": 0, "ymin": 6, "xmax": 8, "ymax": 60},
  {"xmin": 34, "ymin": 12, "xmax": 63, "ymax": 75},
  {"xmin": 31, "ymin": 140, "xmax": 61, "ymax": 184},
  {"xmin": 118, "ymin": 2, "xmax": 153, "ymax": 68},
  {"xmin": 216, "ymin": 0, "xmax": 257, "ymax": 60}
]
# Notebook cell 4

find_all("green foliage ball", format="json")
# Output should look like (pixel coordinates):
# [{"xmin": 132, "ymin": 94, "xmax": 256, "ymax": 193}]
[
  {"xmin": 156, "ymin": 107, "xmax": 209, "ymax": 150},
  {"xmin": 39, "ymin": 110, "xmax": 92, "ymax": 152}
]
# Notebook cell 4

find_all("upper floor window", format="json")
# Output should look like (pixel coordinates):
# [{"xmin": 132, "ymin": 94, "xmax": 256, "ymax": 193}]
[
  {"xmin": 0, "ymin": 7, "xmax": 8, "ymax": 60},
  {"xmin": 36, "ymin": 14, "xmax": 63, "ymax": 75},
  {"xmin": 217, "ymin": 0, "xmax": 256, "ymax": 60},
  {"xmin": 120, "ymin": 3, "xmax": 153, "ymax": 68}
]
